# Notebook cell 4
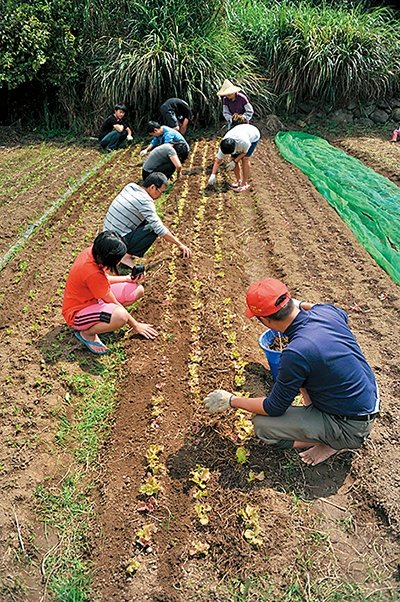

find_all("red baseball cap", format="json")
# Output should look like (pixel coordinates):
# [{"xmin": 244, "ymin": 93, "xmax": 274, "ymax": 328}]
[{"xmin": 246, "ymin": 278, "xmax": 291, "ymax": 318}]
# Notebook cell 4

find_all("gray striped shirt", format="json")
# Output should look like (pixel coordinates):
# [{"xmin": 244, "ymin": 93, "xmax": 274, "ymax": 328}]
[{"xmin": 103, "ymin": 183, "xmax": 168, "ymax": 238}]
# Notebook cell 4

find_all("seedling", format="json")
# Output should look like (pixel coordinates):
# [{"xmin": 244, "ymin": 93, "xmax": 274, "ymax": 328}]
[
  {"xmin": 150, "ymin": 394, "xmax": 164, "ymax": 417},
  {"xmin": 194, "ymin": 502, "xmax": 212, "ymax": 526},
  {"xmin": 190, "ymin": 465, "xmax": 211, "ymax": 490},
  {"xmin": 236, "ymin": 446, "xmax": 250, "ymax": 465},
  {"xmin": 136, "ymin": 523, "xmax": 157, "ymax": 549},
  {"xmin": 137, "ymin": 497, "xmax": 157, "ymax": 513},
  {"xmin": 145, "ymin": 444, "xmax": 165, "ymax": 474},
  {"xmin": 193, "ymin": 484, "xmax": 209, "ymax": 500},
  {"xmin": 234, "ymin": 410, "xmax": 254, "ymax": 442},
  {"xmin": 247, "ymin": 470, "xmax": 265, "ymax": 483},
  {"xmin": 238, "ymin": 504, "xmax": 263, "ymax": 546},
  {"xmin": 189, "ymin": 540, "xmax": 210, "ymax": 557},
  {"xmin": 138, "ymin": 475, "xmax": 163, "ymax": 496},
  {"xmin": 126, "ymin": 558, "xmax": 140, "ymax": 575}
]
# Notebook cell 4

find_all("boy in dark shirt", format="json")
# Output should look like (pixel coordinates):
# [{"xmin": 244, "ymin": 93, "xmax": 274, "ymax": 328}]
[
  {"xmin": 98, "ymin": 103, "xmax": 133, "ymax": 152},
  {"xmin": 160, "ymin": 98, "xmax": 192, "ymax": 135}
]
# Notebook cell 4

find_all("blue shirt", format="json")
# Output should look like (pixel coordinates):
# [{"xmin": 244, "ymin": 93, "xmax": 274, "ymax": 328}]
[
  {"xmin": 151, "ymin": 126, "xmax": 189, "ymax": 150},
  {"xmin": 263, "ymin": 304, "xmax": 378, "ymax": 417}
]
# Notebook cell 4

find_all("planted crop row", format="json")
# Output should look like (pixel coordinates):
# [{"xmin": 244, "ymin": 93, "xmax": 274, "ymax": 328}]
[
  {"xmin": 187, "ymin": 143, "xmax": 210, "ymax": 405},
  {"xmin": 0, "ymin": 144, "xmax": 59, "ymax": 184},
  {"xmin": 184, "ymin": 142, "xmax": 229, "ymax": 561},
  {"xmin": 126, "ymin": 144, "xmax": 203, "ymax": 576},
  {"xmin": 0, "ymin": 146, "xmax": 81, "ymax": 206},
  {"xmin": 1, "ymin": 150, "xmax": 134, "ymax": 351}
]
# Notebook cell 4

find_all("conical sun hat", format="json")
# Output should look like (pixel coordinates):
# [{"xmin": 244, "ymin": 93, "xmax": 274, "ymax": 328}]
[{"xmin": 217, "ymin": 79, "xmax": 241, "ymax": 97}]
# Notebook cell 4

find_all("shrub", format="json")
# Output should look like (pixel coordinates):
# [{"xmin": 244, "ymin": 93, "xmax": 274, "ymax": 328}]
[
  {"xmin": 86, "ymin": 0, "xmax": 274, "ymax": 126},
  {"xmin": 228, "ymin": 0, "xmax": 400, "ymax": 110}
]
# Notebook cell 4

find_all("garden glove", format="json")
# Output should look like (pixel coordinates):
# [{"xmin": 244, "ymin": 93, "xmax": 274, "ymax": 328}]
[
  {"xmin": 139, "ymin": 149, "xmax": 148, "ymax": 157},
  {"xmin": 127, "ymin": 134, "xmax": 133, "ymax": 142},
  {"xmin": 226, "ymin": 160, "xmax": 236, "ymax": 171},
  {"xmin": 204, "ymin": 389, "xmax": 233, "ymax": 413},
  {"xmin": 208, "ymin": 174, "xmax": 216, "ymax": 186}
]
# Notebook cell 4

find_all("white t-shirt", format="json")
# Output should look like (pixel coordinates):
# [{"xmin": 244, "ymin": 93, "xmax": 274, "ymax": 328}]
[{"xmin": 217, "ymin": 124, "xmax": 260, "ymax": 159}]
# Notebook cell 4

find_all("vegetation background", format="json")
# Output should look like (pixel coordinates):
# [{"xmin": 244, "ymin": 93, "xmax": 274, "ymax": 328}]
[{"xmin": 0, "ymin": 0, "xmax": 399, "ymax": 131}]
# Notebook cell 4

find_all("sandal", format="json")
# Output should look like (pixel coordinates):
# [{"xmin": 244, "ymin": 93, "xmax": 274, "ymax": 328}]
[
  {"xmin": 229, "ymin": 182, "xmax": 241, "ymax": 189},
  {"xmin": 74, "ymin": 331, "xmax": 109, "ymax": 355}
]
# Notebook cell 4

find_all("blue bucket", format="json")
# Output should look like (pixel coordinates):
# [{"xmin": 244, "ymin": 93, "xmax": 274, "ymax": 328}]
[{"xmin": 258, "ymin": 329, "xmax": 283, "ymax": 382}]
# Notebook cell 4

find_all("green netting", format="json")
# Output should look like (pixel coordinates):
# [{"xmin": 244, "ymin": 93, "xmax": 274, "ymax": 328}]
[{"xmin": 275, "ymin": 131, "xmax": 400, "ymax": 285}]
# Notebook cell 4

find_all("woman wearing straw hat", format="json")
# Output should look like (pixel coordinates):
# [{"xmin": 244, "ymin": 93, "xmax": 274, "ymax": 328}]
[{"xmin": 217, "ymin": 79, "xmax": 254, "ymax": 130}]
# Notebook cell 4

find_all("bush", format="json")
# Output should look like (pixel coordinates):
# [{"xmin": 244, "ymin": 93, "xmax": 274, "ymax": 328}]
[
  {"xmin": 228, "ymin": 0, "xmax": 400, "ymax": 110},
  {"xmin": 85, "ymin": 0, "xmax": 274, "ymax": 127}
]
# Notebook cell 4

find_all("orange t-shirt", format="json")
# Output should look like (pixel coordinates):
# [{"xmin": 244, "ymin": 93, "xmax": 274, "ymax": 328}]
[{"xmin": 62, "ymin": 247, "xmax": 111, "ymax": 326}]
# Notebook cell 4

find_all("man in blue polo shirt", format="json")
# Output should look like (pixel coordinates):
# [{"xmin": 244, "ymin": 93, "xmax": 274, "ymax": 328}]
[
  {"xmin": 139, "ymin": 121, "xmax": 189, "ymax": 157},
  {"xmin": 204, "ymin": 278, "xmax": 379, "ymax": 466}
]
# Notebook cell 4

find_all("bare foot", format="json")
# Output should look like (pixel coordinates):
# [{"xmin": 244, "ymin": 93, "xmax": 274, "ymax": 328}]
[{"xmin": 299, "ymin": 444, "xmax": 338, "ymax": 466}]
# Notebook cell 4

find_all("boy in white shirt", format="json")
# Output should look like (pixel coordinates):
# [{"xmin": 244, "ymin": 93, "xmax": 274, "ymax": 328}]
[{"xmin": 208, "ymin": 124, "xmax": 261, "ymax": 193}]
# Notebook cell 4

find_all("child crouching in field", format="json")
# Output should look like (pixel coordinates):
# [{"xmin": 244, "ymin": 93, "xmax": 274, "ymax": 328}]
[
  {"xmin": 62, "ymin": 231, "xmax": 157, "ymax": 355},
  {"xmin": 390, "ymin": 127, "xmax": 400, "ymax": 142}
]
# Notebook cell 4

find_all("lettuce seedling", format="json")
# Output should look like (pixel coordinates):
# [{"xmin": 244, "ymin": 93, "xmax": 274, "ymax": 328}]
[
  {"xmin": 189, "ymin": 541, "xmax": 210, "ymax": 557},
  {"xmin": 139, "ymin": 475, "xmax": 163, "ymax": 496},
  {"xmin": 236, "ymin": 446, "xmax": 250, "ymax": 464}
]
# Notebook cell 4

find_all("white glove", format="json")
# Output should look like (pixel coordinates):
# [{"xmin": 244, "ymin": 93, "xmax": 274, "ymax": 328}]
[
  {"xmin": 208, "ymin": 174, "xmax": 216, "ymax": 186},
  {"xmin": 204, "ymin": 389, "xmax": 233, "ymax": 413},
  {"xmin": 127, "ymin": 134, "xmax": 133, "ymax": 142},
  {"xmin": 139, "ymin": 149, "xmax": 147, "ymax": 157},
  {"xmin": 226, "ymin": 160, "xmax": 236, "ymax": 171}
]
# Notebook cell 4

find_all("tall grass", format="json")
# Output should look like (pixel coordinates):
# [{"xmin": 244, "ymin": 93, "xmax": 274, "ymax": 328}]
[
  {"xmin": 228, "ymin": 0, "xmax": 400, "ymax": 110},
  {"xmin": 85, "ymin": 0, "xmax": 274, "ymax": 126}
]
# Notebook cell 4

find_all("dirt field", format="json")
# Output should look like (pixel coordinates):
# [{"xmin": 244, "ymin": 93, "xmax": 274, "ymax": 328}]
[{"xmin": 0, "ymin": 128, "xmax": 399, "ymax": 601}]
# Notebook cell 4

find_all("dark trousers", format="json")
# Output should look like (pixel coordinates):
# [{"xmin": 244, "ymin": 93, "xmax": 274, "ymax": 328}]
[
  {"xmin": 122, "ymin": 221, "xmax": 158, "ymax": 257},
  {"xmin": 142, "ymin": 165, "xmax": 175, "ymax": 181},
  {"xmin": 100, "ymin": 130, "xmax": 127, "ymax": 151}
]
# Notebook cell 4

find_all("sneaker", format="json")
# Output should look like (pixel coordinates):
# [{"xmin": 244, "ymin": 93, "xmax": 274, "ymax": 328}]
[{"xmin": 234, "ymin": 184, "xmax": 250, "ymax": 193}]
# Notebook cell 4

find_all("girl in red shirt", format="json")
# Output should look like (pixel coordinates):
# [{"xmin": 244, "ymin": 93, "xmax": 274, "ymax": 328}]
[{"xmin": 62, "ymin": 231, "xmax": 157, "ymax": 355}]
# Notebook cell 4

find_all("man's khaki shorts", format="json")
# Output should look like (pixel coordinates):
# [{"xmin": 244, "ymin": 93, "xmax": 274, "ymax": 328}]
[{"xmin": 252, "ymin": 405, "xmax": 376, "ymax": 450}]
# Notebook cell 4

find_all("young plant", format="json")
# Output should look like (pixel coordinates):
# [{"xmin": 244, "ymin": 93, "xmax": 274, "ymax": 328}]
[
  {"xmin": 236, "ymin": 446, "xmax": 250, "ymax": 465},
  {"xmin": 189, "ymin": 540, "xmax": 210, "ymax": 557},
  {"xmin": 136, "ymin": 523, "xmax": 157, "ymax": 549},
  {"xmin": 190, "ymin": 465, "xmax": 211, "ymax": 490},
  {"xmin": 126, "ymin": 558, "xmax": 140, "ymax": 575},
  {"xmin": 145, "ymin": 444, "xmax": 165, "ymax": 475},
  {"xmin": 194, "ymin": 502, "xmax": 212, "ymax": 526},
  {"xmin": 247, "ymin": 470, "xmax": 265, "ymax": 484},
  {"xmin": 234, "ymin": 409, "xmax": 255, "ymax": 442},
  {"xmin": 138, "ymin": 475, "xmax": 163, "ymax": 496},
  {"xmin": 238, "ymin": 504, "xmax": 263, "ymax": 547}
]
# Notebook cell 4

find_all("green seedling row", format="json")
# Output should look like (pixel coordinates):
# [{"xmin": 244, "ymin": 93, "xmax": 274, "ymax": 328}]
[{"xmin": 0, "ymin": 146, "xmax": 81, "ymax": 206}]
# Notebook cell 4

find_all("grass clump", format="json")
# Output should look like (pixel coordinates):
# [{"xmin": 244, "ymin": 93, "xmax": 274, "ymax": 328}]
[
  {"xmin": 228, "ymin": 0, "xmax": 400, "ymax": 110},
  {"xmin": 87, "ymin": 0, "xmax": 274, "ymax": 125},
  {"xmin": 35, "ymin": 475, "xmax": 93, "ymax": 601},
  {"xmin": 35, "ymin": 343, "xmax": 125, "ymax": 600}
]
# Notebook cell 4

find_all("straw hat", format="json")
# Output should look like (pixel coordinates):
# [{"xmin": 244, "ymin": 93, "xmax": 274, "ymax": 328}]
[{"xmin": 217, "ymin": 79, "xmax": 241, "ymax": 97}]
